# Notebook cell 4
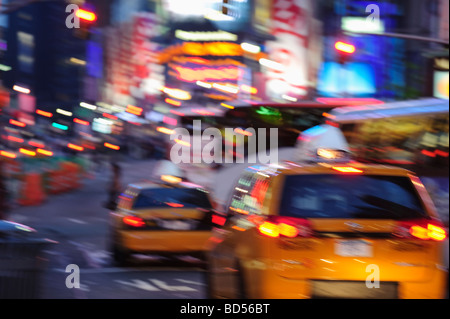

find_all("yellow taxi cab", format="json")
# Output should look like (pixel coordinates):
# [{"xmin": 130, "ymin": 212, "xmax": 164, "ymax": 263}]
[
  {"xmin": 206, "ymin": 124, "xmax": 447, "ymax": 299},
  {"xmin": 109, "ymin": 175, "xmax": 216, "ymax": 266}
]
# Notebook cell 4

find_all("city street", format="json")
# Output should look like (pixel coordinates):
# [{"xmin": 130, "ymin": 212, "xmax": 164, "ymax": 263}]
[
  {"xmin": 8, "ymin": 158, "xmax": 207, "ymax": 299},
  {"xmin": 0, "ymin": 0, "xmax": 448, "ymax": 302}
]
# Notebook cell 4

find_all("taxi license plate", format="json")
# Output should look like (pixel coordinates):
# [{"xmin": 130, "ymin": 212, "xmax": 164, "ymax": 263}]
[
  {"xmin": 158, "ymin": 220, "xmax": 192, "ymax": 230},
  {"xmin": 335, "ymin": 240, "xmax": 373, "ymax": 257}
]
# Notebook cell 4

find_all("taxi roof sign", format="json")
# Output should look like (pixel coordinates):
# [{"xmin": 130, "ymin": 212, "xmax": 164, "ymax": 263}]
[{"xmin": 295, "ymin": 124, "xmax": 351, "ymax": 163}]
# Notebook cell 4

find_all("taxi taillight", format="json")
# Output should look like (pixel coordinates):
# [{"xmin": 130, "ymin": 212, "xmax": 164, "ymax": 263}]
[
  {"xmin": 394, "ymin": 219, "xmax": 447, "ymax": 241},
  {"xmin": 123, "ymin": 216, "xmax": 145, "ymax": 228},
  {"xmin": 258, "ymin": 217, "xmax": 313, "ymax": 238},
  {"xmin": 212, "ymin": 213, "xmax": 226, "ymax": 226}
]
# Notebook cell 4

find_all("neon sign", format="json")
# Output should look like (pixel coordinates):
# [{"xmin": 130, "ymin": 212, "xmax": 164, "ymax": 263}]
[
  {"xmin": 159, "ymin": 42, "xmax": 243, "ymax": 63},
  {"xmin": 169, "ymin": 65, "xmax": 241, "ymax": 82}
]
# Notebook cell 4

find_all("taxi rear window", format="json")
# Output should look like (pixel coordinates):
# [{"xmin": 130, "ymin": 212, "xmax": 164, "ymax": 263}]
[
  {"xmin": 133, "ymin": 188, "xmax": 212, "ymax": 209},
  {"xmin": 279, "ymin": 174, "xmax": 427, "ymax": 220}
]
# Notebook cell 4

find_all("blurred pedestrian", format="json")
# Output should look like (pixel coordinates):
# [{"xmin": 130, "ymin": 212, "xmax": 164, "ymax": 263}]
[{"xmin": 105, "ymin": 161, "xmax": 122, "ymax": 210}]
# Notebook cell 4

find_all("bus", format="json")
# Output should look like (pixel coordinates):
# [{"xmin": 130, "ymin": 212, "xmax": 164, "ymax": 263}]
[
  {"xmin": 326, "ymin": 97, "xmax": 449, "ymax": 224},
  {"xmin": 219, "ymin": 98, "xmax": 385, "ymax": 161}
]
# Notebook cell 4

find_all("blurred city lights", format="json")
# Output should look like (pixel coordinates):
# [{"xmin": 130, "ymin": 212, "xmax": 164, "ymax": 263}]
[
  {"xmin": 52, "ymin": 122, "xmax": 68, "ymax": 131},
  {"xmin": 19, "ymin": 148, "xmax": 36, "ymax": 156},
  {"xmin": 125, "ymin": 105, "xmax": 143, "ymax": 116},
  {"xmin": 192, "ymin": 109, "xmax": 215, "ymax": 116},
  {"xmin": 75, "ymin": 9, "xmax": 97, "ymax": 22},
  {"xmin": 156, "ymin": 126, "xmax": 175, "ymax": 135},
  {"xmin": 160, "ymin": 175, "xmax": 182, "ymax": 184},
  {"xmin": 94, "ymin": 118, "xmax": 113, "ymax": 125},
  {"xmin": 234, "ymin": 128, "xmax": 253, "ymax": 136},
  {"xmin": 163, "ymin": 116, "xmax": 178, "ymax": 126},
  {"xmin": 36, "ymin": 109, "xmax": 53, "ymax": 118},
  {"xmin": 174, "ymin": 139, "xmax": 191, "ymax": 147},
  {"xmin": 220, "ymin": 102, "xmax": 235, "ymax": 109},
  {"xmin": 169, "ymin": 110, "xmax": 185, "ymax": 116},
  {"xmin": 212, "ymin": 83, "xmax": 239, "ymax": 94},
  {"xmin": 0, "ymin": 150, "xmax": 17, "ymax": 158},
  {"xmin": 241, "ymin": 42, "xmax": 261, "ymax": 54},
  {"xmin": 13, "ymin": 85, "xmax": 30, "ymax": 94},
  {"xmin": 8, "ymin": 136, "xmax": 24, "ymax": 143},
  {"xmin": 175, "ymin": 29, "xmax": 237, "ymax": 41},
  {"xmin": 161, "ymin": 87, "xmax": 192, "ymax": 100},
  {"xmin": 56, "ymin": 108, "xmax": 73, "ymax": 117},
  {"xmin": 73, "ymin": 118, "xmax": 90, "ymax": 126},
  {"xmin": 67, "ymin": 143, "xmax": 84, "ymax": 151},
  {"xmin": 259, "ymin": 58, "xmax": 285, "ymax": 71},
  {"xmin": 104, "ymin": 142, "xmax": 120, "ymax": 150},
  {"xmin": 0, "ymin": 64, "xmax": 12, "ymax": 71},
  {"xmin": 196, "ymin": 81, "xmax": 212, "ymax": 89},
  {"xmin": 9, "ymin": 119, "xmax": 26, "ymax": 127},
  {"xmin": 281, "ymin": 94, "xmax": 298, "ymax": 102},
  {"xmin": 37, "ymin": 149, "xmax": 53, "ymax": 156},
  {"xmin": 334, "ymin": 41, "xmax": 356, "ymax": 54},
  {"xmin": 316, "ymin": 97, "xmax": 384, "ymax": 105},
  {"xmin": 28, "ymin": 141, "xmax": 44, "ymax": 148},
  {"xmin": 240, "ymin": 84, "xmax": 258, "ymax": 94},
  {"xmin": 80, "ymin": 102, "xmax": 97, "ymax": 110},
  {"xmin": 102, "ymin": 113, "xmax": 118, "ymax": 120},
  {"xmin": 165, "ymin": 98, "xmax": 182, "ymax": 107},
  {"xmin": 69, "ymin": 57, "xmax": 86, "ymax": 65}
]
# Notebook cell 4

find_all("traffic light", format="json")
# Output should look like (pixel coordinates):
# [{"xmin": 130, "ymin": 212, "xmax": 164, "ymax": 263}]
[
  {"xmin": 74, "ymin": 8, "xmax": 97, "ymax": 39},
  {"xmin": 334, "ymin": 41, "xmax": 355, "ymax": 64}
]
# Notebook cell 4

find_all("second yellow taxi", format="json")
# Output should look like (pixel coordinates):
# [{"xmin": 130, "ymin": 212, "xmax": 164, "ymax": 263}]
[{"xmin": 109, "ymin": 176, "xmax": 215, "ymax": 265}]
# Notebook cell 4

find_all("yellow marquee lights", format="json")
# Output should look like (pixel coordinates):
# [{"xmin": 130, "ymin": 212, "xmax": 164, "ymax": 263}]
[
  {"xmin": 171, "ymin": 56, "xmax": 245, "ymax": 67},
  {"xmin": 159, "ymin": 42, "xmax": 243, "ymax": 63}
]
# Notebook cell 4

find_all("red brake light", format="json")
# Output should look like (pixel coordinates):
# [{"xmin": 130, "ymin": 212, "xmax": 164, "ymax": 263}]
[
  {"xmin": 258, "ymin": 217, "xmax": 313, "ymax": 238},
  {"xmin": 123, "ymin": 216, "xmax": 145, "ymax": 228},
  {"xmin": 165, "ymin": 202, "xmax": 184, "ymax": 208},
  {"xmin": 395, "ymin": 219, "xmax": 447, "ymax": 241},
  {"xmin": 278, "ymin": 223, "xmax": 299, "ymax": 238},
  {"xmin": 426, "ymin": 224, "xmax": 446, "ymax": 241},
  {"xmin": 212, "ymin": 214, "xmax": 226, "ymax": 226},
  {"xmin": 258, "ymin": 222, "xmax": 280, "ymax": 238}
]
